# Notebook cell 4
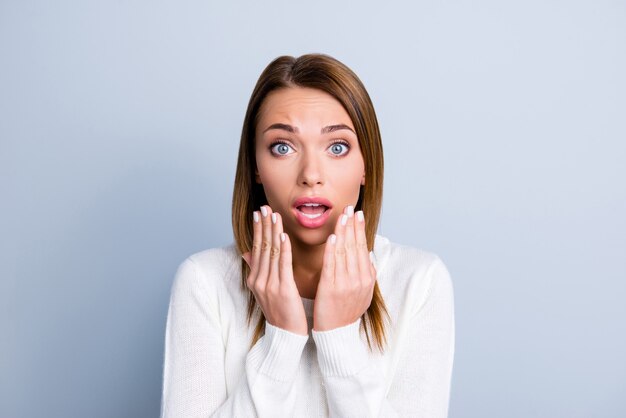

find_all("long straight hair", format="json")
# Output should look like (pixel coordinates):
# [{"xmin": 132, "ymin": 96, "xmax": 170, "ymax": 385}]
[{"xmin": 232, "ymin": 54, "xmax": 389, "ymax": 351}]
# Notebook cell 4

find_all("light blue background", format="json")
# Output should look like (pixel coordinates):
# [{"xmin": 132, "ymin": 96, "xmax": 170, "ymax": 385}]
[{"xmin": 2, "ymin": 1, "xmax": 625, "ymax": 417}]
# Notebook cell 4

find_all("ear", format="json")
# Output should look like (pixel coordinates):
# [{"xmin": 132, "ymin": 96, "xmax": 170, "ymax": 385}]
[
  {"xmin": 255, "ymin": 169, "xmax": 262, "ymax": 184},
  {"xmin": 360, "ymin": 173, "xmax": 365, "ymax": 186}
]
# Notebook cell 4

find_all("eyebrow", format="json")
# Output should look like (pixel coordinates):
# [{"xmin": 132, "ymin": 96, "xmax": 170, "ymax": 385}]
[
  {"xmin": 321, "ymin": 124, "xmax": 355, "ymax": 135},
  {"xmin": 262, "ymin": 123, "xmax": 355, "ymax": 135}
]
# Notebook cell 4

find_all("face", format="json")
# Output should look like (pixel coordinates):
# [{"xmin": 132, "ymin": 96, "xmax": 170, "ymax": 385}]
[{"xmin": 255, "ymin": 87, "xmax": 365, "ymax": 246}]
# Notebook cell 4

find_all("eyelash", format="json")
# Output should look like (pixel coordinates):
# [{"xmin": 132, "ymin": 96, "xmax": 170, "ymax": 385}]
[
  {"xmin": 269, "ymin": 140, "xmax": 293, "ymax": 156},
  {"xmin": 268, "ymin": 140, "xmax": 351, "ymax": 157},
  {"xmin": 328, "ymin": 140, "xmax": 351, "ymax": 157}
]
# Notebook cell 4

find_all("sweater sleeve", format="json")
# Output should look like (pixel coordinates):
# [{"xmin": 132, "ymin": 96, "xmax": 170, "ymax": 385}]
[
  {"xmin": 312, "ymin": 319, "xmax": 399, "ymax": 418},
  {"xmin": 311, "ymin": 257, "xmax": 455, "ymax": 418},
  {"xmin": 160, "ymin": 257, "xmax": 309, "ymax": 418}
]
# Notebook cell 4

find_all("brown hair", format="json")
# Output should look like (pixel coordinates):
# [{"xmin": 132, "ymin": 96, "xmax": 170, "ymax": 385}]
[{"xmin": 231, "ymin": 53, "xmax": 389, "ymax": 351}]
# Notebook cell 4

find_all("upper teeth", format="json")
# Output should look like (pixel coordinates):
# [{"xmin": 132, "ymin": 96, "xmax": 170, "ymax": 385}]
[{"xmin": 303, "ymin": 203, "xmax": 321, "ymax": 207}]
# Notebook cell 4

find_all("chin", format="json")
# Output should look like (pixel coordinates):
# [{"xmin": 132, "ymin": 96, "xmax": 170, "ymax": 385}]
[{"xmin": 288, "ymin": 226, "xmax": 331, "ymax": 247}]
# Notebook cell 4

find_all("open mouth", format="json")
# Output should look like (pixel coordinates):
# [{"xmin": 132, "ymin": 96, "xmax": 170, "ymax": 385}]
[
  {"xmin": 292, "ymin": 197, "xmax": 333, "ymax": 228},
  {"xmin": 296, "ymin": 203, "xmax": 330, "ymax": 219}
]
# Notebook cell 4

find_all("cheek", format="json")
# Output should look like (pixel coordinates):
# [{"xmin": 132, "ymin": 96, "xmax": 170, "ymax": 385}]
[
  {"xmin": 333, "ymin": 162, "xmax": 364, "ymax": 198},
  {"xmin": 256, "ymin": 163, "xmax": 291, "ymax": 204}
]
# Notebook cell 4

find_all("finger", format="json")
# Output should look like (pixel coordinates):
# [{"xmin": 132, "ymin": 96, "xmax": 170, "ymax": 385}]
[
  {"xmin": 344, "ymin": 206, "xmax": 359, "ymax": 281},
  {"xmin": 355, "ymin": 210, "xmax": 371, "ymax": 283},
  {"xmin": 251, "ymin": 211, "xmax": 262, "ymax": 270},
  {"xmin": 242, "ymin": 252, "xmax": 251, "ymax": 268},
  {"xmin": 333, "ymin": 210, "xmax": 348, "ymax": 284},
  {"xmin": 268, "ymin": 211, "xmax": 283, "ymax": 286},
  {"xmin": 256, "ymin": 205, "xmax": 273, "ymax": 291},
  {"xmin": 246, "ymin": 210, "xmax": 262, "ymax": 289},
  {"xmin": 279, "ymin": 231, "xmax": 295, "ymax": 285}
]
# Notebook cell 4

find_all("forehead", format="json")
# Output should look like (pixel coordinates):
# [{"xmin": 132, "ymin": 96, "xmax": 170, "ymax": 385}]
[{"xmin": 257, "ymin": 87, "xmax": 353, "ymax": 129}]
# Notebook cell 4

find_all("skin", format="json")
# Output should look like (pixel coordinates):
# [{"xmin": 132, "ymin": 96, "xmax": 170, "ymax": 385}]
[{"xmin": 242, "ymin": 87, "xmax": 376, "ymax": 335}]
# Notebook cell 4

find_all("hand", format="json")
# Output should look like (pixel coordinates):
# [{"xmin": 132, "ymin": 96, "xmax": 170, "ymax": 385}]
[
  {"xmin": 313, "ymin": 205, "xmax": 377, "ymax": 331},
  {"xmin": 242, "ymin": 205, "xmax": 308, "ymax": 336}
]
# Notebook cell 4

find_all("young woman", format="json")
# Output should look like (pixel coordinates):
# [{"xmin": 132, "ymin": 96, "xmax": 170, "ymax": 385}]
[{"xmin": 161, "ymin": 54, "xmax": 455, "ymax": 417}]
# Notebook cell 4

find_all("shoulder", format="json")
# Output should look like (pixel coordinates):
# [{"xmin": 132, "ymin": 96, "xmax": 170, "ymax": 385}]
[
  {"xmin": 373, "ymin": 235, "xmax": 454, "ymax": 316},
  {"xmin": 170, "ymin": 244, "xmax": 241, "ymax": 301},
  {"xmin": 373, "ymin": 235, "xmax": 448, "ymax": 279},
  {"xmin": 186, "ymin": 245, "xmax": 240, "ymax": 278}
]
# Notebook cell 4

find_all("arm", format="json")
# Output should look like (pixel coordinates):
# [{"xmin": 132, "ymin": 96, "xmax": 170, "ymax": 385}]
[
  {"xmin": 312, "ymin": 257, "xmax": 455, "ymax": 418},
  {"xmin": 160, "ymin": 257, "xmax": 308, "ymax": 418},
  {"xmin": 312, "ymin": 319, "xmax": 398, "ymax": 418}
]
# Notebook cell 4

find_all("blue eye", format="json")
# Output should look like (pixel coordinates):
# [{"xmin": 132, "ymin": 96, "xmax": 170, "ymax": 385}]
[
  {"xmin": 329, "ymin": 142, "xmax": 349, "ymax": 156},
  {"xmin": 271, "ymin": 142, "xmax": 293, "ymax": 156}
]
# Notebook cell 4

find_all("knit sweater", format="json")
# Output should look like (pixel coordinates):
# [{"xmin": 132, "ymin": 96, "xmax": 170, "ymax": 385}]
[{"xmin": 160, "ymin": 235, "xmax": 455, "ymax": 417}]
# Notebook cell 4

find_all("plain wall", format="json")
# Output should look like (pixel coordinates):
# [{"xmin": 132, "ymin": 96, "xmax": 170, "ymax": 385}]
[{"xmin": 2, "ymin": 1, "xmax": 625, "ymax": 417}]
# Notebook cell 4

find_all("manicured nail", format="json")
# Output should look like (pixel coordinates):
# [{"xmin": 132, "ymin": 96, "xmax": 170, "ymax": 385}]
[
  {"xmin": 253, "ymin": 212, "xmax": 259, "ymax": 223},
  {"xmin": 356, "ymin": 211, "xmax": 364, "ymax": 222},
  {"xmin": 341, "ymin": 214, "xmax": 348, "ymax": 226},
  {"xmin": 260, "ymin": 206, "xmax": 268, "ymax": 217},
  {"xmin": 271, "ymin": 213, "xmax": 277, "ymax": 224},
  {"xmin": 280, "ymin": 233, "xmax": 286, "ymax": 242},
  {"xmin": 329, "ymin": 234, "xmax": 336, "ymax": 244},
  {"xmin": 347, "ymin": 205, "xmax": 354, "ymax": 217}
]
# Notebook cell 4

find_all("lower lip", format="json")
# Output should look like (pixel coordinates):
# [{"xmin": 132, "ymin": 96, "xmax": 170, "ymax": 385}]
[{"xmin": 293, "ymin": 207, "xmax": 332, "ymax": 229}]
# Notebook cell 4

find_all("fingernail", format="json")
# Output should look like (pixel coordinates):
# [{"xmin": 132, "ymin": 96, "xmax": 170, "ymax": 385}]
[
  {"xmin": 329, "ymin": 234, "xmax": 336, "ymax": 244},
  {"xmin": 356, "ymin": 211, "xmax": 364, "ymax": 222},
  {"xmin": 280, "ymin": 233, "xmax": 286, "ymax": 242},
  {"xmin": 347, "ymin": 205, "xmax": 354, "ymax": 217},
  {"xmin": 341, "ymin": 214, "xmax": 348, "ymax": 226},
  {"xmin": 271, "ymin": 213, "xmax": 277, "ymax": 224},
  {"xmin": 260, "ymin": 206, "xmax": 268, "ymax": 217},
  {"xmin": 253, "ymin": 212, "xmax": 259, "ymax": 223}
]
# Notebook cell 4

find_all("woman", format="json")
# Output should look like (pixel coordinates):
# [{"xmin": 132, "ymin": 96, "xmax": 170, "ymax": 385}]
[{"xmin": 161, "ymin": 54, "xmax": 455, "ymax": 417}]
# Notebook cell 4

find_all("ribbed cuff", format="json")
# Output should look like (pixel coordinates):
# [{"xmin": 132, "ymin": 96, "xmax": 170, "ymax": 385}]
[
  {"xmin": 246, "ymin": 322, "xmax": 309, "ymax": 382},
  {"xmin": 312, "ymin": 319, "xmax": 369, "ymax": 377}
]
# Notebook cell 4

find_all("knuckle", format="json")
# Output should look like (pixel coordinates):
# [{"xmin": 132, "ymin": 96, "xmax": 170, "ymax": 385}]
[
  {"xmin": 253, "ymin": 281, "xmax": 266, "ymax": 293},
  {"xmin": 261, "ymin": 240, "xmax": 270, "ymax": 251},
  {"xmin": 270, "ymin": 246, "xmax": 280, "ymax": 259},
  {"xmin": 335, "ymin": 247, "xmax": 346, "ymax": 256},
  {"xmin": 357, "ymin": 242, "xmax": 368, "ymax": 251}
]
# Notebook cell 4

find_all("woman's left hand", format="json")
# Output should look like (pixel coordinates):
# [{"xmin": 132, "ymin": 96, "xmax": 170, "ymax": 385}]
[{"xmin": 313, "ymin": 205, "xmax": 377, "ymax": 331}]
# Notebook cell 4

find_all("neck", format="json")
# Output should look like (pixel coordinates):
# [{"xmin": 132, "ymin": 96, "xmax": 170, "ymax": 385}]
[{"xmin": 290, "ymin": 238, "xmax": 326, "ymax": 299}]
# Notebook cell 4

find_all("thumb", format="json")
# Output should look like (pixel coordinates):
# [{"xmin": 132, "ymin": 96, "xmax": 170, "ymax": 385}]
[{"xmin": 242, "ymin": 252, "xmax": 251, "ymax": 268}]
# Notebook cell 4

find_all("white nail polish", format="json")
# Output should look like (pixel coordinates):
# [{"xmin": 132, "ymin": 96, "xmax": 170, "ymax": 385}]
[
  {"xmin": 280, "ymin": 233, "xmax": 286, "ymax": 242},
  {"xmin": 341, "ymin": 215, "xmax": 348, "ymax": 226},
  {"xmin": 253, "ymin": 212, "xmax": 259, "ymax": 223},
  {"xmin": 329, "ymin": 234, "xmax": 336, "ymax": 244},
  {"xmin": 271, "ymin": 213, "xmax": 277, "ymax": 224},
  {"xmin": 356, "ymin": 211, "xmax": 364, "ymax": 222},
  {"xmin": 347, "ymin": 205, "xmax": 354, "ymax": 217},
  {"xmin": 260, "ymin": 206, "xmax": 268, "ymax": 217}
]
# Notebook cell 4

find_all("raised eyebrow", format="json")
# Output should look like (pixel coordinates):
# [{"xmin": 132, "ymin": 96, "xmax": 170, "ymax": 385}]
[
  {"xmin": 263, "ymin": 123, "xmax": 298, "ymax": 134},
  {"xmin": 321, "ymin": 124, "xmax": 356, "ymax": 135}
]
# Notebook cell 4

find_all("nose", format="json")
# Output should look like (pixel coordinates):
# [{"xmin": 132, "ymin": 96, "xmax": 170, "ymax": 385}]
[{"xmin": 298, "ymin": 152, "xmax": 324, "ymax": 187}]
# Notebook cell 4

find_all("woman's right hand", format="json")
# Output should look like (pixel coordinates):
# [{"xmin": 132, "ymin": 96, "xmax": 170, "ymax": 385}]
[{"xmin": 242, "ymin": 205, "xmax": 308, "ymax": 336}]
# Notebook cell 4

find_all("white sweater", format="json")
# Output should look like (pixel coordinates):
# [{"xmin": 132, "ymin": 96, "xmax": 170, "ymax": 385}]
[{"xmin": 160, "ymin": 235, "xmax": 455, "ymax": 417}]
